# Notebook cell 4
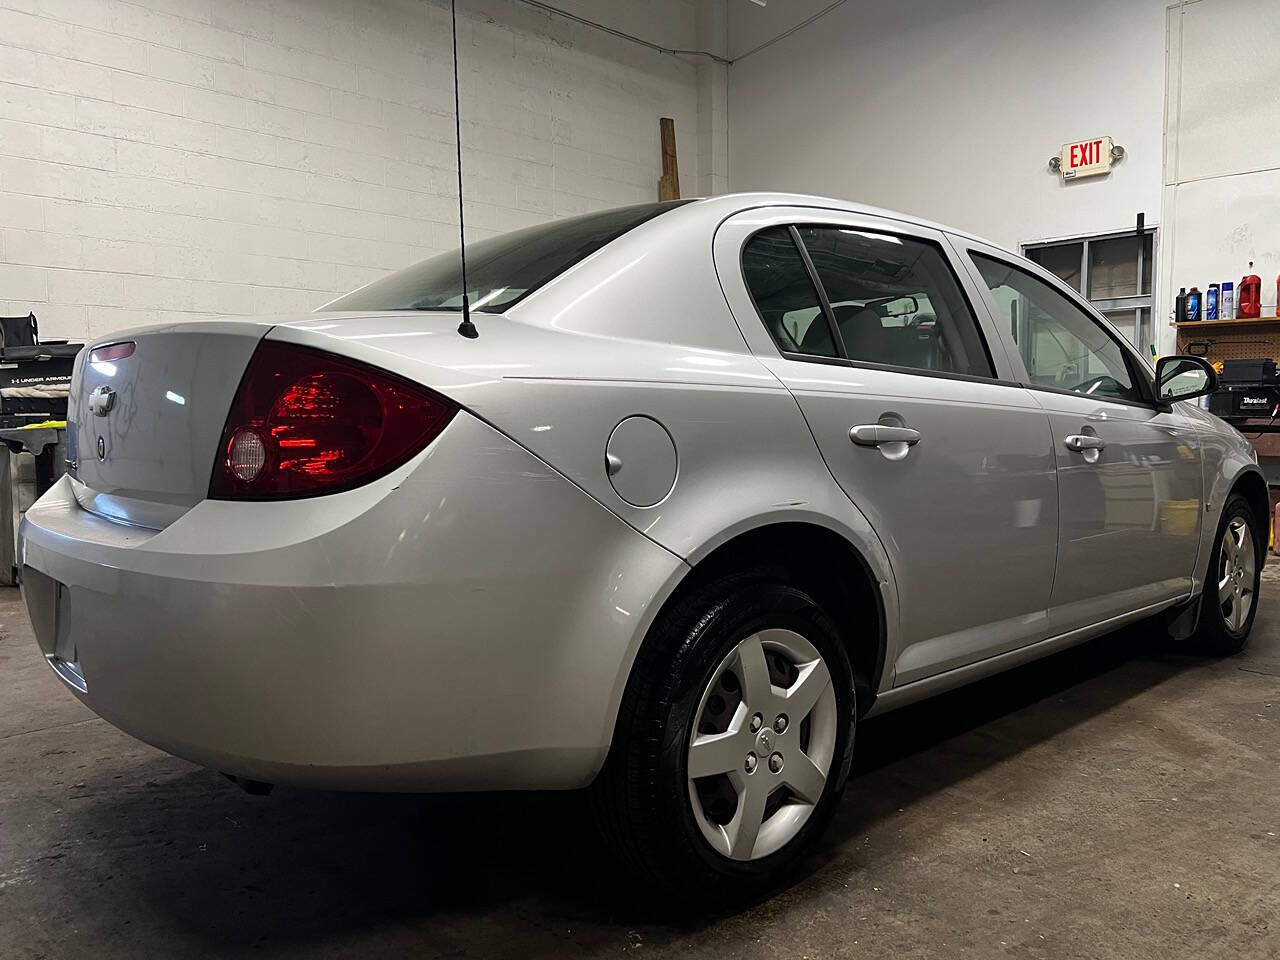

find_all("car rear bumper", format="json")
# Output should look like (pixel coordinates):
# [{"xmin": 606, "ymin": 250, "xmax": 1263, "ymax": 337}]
[{"xmin": 19, "ymin": 413, "xmax": 685, "ymax": 791}]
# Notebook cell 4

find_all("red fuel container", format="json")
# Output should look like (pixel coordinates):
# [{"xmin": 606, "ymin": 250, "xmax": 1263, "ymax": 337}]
[{"xmin": 1239, "ymin": 274, "xmax": 1262, "ymax": 318}]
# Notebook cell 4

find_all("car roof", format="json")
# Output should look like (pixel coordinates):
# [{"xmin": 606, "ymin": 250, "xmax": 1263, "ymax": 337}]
[
  {"xmin": 666, "ymin": 192, "xmax": 1014, "ymax": 257},
  {"xmin": 502, "ymin": 191, "xmax": 1022, "ymax": 354}
]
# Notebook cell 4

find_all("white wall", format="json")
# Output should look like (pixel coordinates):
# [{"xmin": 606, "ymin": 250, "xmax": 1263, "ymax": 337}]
[
  {"xmin": 1162, "ymin": 0, "xmax": 1280, "ymax": 348},
  {"xmin": 0, "ymin": 0, "xmax": 700, "ymax": 341},
  {"xmin": 728, "ymin": 0, "xmax": 1168, "ymax": 262},
  {"xmin": 695, "ymin": 0, "xmax": 728, "ymax": 198}
]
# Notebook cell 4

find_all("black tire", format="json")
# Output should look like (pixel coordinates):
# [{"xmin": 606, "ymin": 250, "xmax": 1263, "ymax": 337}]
[
  {"xmin": 1186, "ymin": 493, "xmax": 1263, "ymax": 656},
  {"xmin": 591, "ymin": 573, "xmax": 856, "ymax": 904}
]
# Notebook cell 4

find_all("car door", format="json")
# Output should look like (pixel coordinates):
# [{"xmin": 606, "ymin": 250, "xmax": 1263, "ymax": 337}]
[
  {"xmin": 958, "ymin": 242, "xmax": 1204, "ymax": 632},
  {"xmin": 716, "ymin": 208, "xmax": 1059, "ymax": 686}
]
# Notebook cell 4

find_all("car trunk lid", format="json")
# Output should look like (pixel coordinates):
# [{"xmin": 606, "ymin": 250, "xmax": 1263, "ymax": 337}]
[{"xmin": 68, "ymin": 320, "xmax": 272, "ymax": 529}]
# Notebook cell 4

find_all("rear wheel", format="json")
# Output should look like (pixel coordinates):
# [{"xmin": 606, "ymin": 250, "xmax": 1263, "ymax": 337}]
[
  {"xmin": 1187, "ymin": 494, "xmax": 1262, "ymax": 655},
  {"xmin": 592, "ymin": 575, "xmax": 855, "ymax": 903}
]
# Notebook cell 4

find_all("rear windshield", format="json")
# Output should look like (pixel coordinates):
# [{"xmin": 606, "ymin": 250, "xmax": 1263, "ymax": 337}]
[{"xmin": 322, "ymin": 200, "xmax": 691, "ymax": 314}]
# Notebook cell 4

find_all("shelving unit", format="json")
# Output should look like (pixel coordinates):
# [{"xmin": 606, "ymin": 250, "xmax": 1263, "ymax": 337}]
[
  {"xmin": 1172, "ymin": 315, "xmax": 1280, "ymax": 330},
  {"xmin": 1174, "ymin": 314, "xmax": 1280, "ymax": 470},
  {"xmin": 1174, "ymin": 314, "xmax": 1280, "ymax": 366}
]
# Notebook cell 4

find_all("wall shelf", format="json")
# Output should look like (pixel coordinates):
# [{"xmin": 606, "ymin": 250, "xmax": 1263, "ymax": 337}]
[
  {"xmin": 1172, "ymin": 316, "xmax": 1280, "ymax": 330},
  {"xmin": 1174, "ymin": 314, "xmax": 1280, "ymax": 368}
]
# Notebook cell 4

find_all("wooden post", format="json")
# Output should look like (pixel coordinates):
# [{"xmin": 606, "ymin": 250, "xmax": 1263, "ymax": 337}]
[{"xmin": 658, "ymin": 117, "xmax": 680, "ymax": 201}]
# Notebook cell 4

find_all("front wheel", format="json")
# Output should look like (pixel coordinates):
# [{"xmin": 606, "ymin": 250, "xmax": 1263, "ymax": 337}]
[
  {"xmin": 591, "ymin": 575, "xmax": 855, "ymax": 903},
  {"xmin": 1186, "ymin": 493, "xmax": 1262, "ymax": 656}
]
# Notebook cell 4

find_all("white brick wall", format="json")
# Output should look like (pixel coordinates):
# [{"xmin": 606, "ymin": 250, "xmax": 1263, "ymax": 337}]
[{"xmin": 0, "ymin": 0, "xmax": 701, "ymax": 340}]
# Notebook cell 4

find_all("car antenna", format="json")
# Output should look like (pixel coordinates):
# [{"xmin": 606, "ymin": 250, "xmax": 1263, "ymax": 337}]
[{"xmin": 451, "ymin": 0, "xmax": 478, "ymax": 339}]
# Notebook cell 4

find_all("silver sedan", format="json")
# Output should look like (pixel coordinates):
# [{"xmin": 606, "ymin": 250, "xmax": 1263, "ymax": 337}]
[{"xmin": 20, "ymin": 193, "xmax": 1266, "ymax": 900}]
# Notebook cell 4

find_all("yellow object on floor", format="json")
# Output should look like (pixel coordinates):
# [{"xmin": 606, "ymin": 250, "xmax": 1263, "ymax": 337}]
[{"xmin": 16, "ymin": 420, "xmax": 65, "ymax": 429}]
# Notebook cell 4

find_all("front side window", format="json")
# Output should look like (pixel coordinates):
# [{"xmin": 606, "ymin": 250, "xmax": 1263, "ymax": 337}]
[
  {"xmin": 796, "ymin": 227, "xmax": 992, "ymax": 377},
  {"xmin": 1024, "ymin": 230, "xmax": 1155, "ymax": 351},
  {"xmin": 322, "ymin": 201, "xmax": 689, "ymax": 314},
  {"xmin": 973, "ymin": 253, "xmax": 1141, "ymax": 403}
]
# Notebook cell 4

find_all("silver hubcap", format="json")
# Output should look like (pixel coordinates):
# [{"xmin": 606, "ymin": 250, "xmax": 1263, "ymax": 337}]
[
  {"xmin": 1219, "ymin": 517, "xmax": 1256, "ymax": 633},
  {"xmin": 686, "ymin": 629, "xmax": 837, "ymax": 861}
]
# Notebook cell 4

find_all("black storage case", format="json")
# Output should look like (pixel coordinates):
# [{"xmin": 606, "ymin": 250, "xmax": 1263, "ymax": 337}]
[
  {"xmin": 1221, "ymin": 357, "xmax": 1279, "ymax": 384},
  {"xmin": 1210, "ymin": 384, "xmax": 1280, "ymax": 420},
  {"xmin": 0, "ymin": 314, "xmax": 83, "ymax": 426}
]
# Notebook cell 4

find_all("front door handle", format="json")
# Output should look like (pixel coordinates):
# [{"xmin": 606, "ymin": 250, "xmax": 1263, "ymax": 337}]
[
  {"xmin": 850, "ymin": 424, "xmax": 922, "ymax": 447},
  {"xmin": 1063, "ymin": 434, "xmax": 1106, "ymax": 452},
  {"xmin": 1064, "ymin": 433, "xmax": 1106, "ymax": 464}
]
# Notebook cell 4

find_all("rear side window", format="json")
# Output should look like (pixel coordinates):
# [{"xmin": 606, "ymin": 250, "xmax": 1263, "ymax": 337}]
[
  {"xmin": 796, "ymin": 227, "xmax": 993, "ymax": 378},
  {"xmin": 742, "ymin": 227, "xmax": 836, "ymax": 357},
  {"xmin": 322, "ymin": 200, "xmax": 690, "ymax": 314}
]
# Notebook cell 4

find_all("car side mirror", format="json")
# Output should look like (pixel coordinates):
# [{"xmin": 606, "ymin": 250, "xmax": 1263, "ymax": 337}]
[{"xmin": 1155, "ymin": 355, "xmax": 1217, "ymax": 404}]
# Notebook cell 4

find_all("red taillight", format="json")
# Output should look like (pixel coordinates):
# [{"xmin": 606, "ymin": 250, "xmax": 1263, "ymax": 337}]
[
  {"xmin": 209, "ymin": 340, "xmax": 458, "ymax": 500},
  {"xmin": 88, "ymin": 341, "xmax": 135, "ymax": 364}
]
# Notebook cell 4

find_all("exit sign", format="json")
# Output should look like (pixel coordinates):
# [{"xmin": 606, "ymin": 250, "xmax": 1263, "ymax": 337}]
[{"xmin": 1057, "ymin": 136, "xmax": 1115, "ymax": 180}]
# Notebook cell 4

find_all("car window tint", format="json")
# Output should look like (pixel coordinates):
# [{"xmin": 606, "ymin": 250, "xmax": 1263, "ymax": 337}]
[
  {"xmin": 972, "ymin": 253, "xmax": 1140, "ymax": 403},
  {"xmin": 796, "ymin": 227, "xmax": 993, "ymax": 377},
  {"xmin": 742, "ymin": 227, "xmax": 836, "ymax": 357}
]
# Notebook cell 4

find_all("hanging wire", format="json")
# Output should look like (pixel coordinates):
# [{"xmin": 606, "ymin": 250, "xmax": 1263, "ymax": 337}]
[
  {"xmin": 509, "ymin": 0, "xmax": 731, "ymax": 64},
  {"xmin": 506, "ymin": 0, "xmax": 853, "ymax": 65},
  {"xmin": 729, "ymin": 0, "xmax": 852, "ymax": 62}
]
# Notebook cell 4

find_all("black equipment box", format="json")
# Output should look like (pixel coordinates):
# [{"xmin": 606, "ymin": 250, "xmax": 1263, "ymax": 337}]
[
  {"xmin": 1210, "ymin": 383, "xmax": 1280, "ymax": 420},
  {"xmin": 0, "ymin": 314, "xmax": 83, "ymax": 427},
  {"xmin": 1221, "ymin": 357, "xmax": 1278, "ymax": 384}
]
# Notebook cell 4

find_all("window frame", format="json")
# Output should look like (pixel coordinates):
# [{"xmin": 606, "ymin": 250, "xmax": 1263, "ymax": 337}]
[
  {"xmin": 739, "ymin": 221, "xmax": 1002, "ymax": 384},
  {"xmin": 1021, "ymin": 227, "xmax": 1157, "ymax": 354},
  {"xmin": 736, "ymin": 224, "xmax": 842, "ymax": 362},
  {"xmin": 955, "ymin": 240, "xmax": 1159, "ymax": 411}
]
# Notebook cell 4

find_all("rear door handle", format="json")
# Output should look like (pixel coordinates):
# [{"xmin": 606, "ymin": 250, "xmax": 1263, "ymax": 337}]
[
  {"xmin": 850, "ymin": 424, "xmax": 922, "ymax": 447},
  {"xmin": 1063, "ymin": 434, "xmax": 1106, "ymax": 452}
]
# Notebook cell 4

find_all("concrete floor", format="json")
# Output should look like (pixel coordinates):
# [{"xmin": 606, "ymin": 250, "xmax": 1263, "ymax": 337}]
[{"xmin": 3, "ymin": 582, "xmax": 1279, "ymax": 960}]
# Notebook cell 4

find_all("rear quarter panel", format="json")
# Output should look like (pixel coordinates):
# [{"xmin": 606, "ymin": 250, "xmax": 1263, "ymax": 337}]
[{"xmin": 471, "ymin": 366, "xmax": 904, "ymax": 705}]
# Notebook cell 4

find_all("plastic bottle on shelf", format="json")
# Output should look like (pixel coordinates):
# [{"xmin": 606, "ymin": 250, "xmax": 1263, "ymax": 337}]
[
  {"xmin": 1222, "ymin": 281, "xmax": 1235, "ymax": 320},
  {"xmin": 1239, "ymin": 274, "xmax": 1262, "ymax": 318},
  {"xmin": 1188, "ymin": 286, "xmax": 1202, "ymax": 321}
]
